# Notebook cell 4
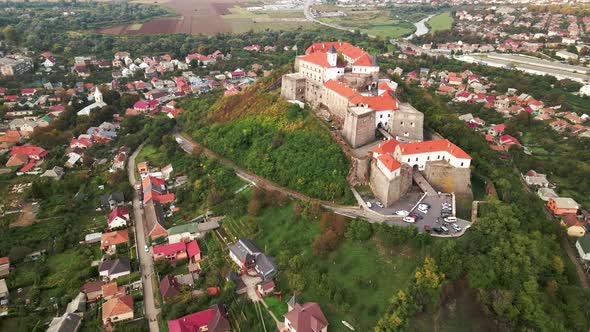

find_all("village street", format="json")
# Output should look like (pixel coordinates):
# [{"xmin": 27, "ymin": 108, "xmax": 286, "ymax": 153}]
[{"xmin": 128, "ymin": 143, "xmax": 161, "ymax": 332}]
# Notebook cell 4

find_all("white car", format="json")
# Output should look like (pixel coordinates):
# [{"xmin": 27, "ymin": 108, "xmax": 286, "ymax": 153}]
[
  {"xmin": 417, "ymin": 206, "xmax": 428, "ymax": 213},
  {"xmin": 366, "ymin": 201, "xmax": 373, "ymax": 208},
  {"xmin": 452, "ymin": 223, "xmax": 462, "ymax": 231},
  {"xmin": 375, "ymin": 201, "xmax": 384, "ymax": 208},
  {"xmin": 418, "ymin": 203, "xmax": 429, "ymax": 210},
  {"xmin": 403, "ymin": 216, "xmax": 416, "ymax": 223},
  {"xmin": 144, "ymin": 245, "xmax": 149, "ymax": 253},
  {"xmin": 395, "ymin": 210, "xmax": 409, "ymax": 216}
]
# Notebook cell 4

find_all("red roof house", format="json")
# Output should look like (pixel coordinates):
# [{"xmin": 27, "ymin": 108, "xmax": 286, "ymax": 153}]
[{"xmin": 167, "ymin": 305, "xmax": 230, "ymax": 332}]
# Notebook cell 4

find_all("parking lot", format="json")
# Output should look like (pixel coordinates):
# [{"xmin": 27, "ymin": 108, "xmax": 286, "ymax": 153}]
[{"xmin": 363, "ymin": 185, "xmax": 471, "ymax": 236}]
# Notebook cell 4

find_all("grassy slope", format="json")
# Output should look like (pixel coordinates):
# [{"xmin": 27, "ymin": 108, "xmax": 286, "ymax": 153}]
[
  {"xmin": 251, "ymin": 205, "xmax": 426, "ymax": 331},
  {"xmin": 188, "ymin": 69, "xmax": 351, "ymax": 202}
]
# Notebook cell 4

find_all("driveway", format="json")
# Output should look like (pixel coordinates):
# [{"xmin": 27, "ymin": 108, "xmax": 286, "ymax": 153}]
[
  {"xmin": 241, "ymin": 274, "xmax": 263, "ymax": 302},
  {"xmin": 128, "ymin": 143, "xmax": 160, "ymax": 332}
]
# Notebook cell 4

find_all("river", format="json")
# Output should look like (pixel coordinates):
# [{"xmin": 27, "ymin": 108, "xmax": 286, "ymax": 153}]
[{"xmin": 405, "ymin": 14, "xmax": 435, "ymax": 40}]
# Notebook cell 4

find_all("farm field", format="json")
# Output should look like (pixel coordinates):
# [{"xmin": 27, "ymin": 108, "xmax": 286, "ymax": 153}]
[
  {"xmin": 426, "ymin": 12, "xmax": 453, "ymax": 32},
  {"xmin": 316, "ymin": 8, "xmax": 414, "ymax": 38},
  {"xmin": 99, "ymin": 0, "xmax": 311, "ymax": 35}
]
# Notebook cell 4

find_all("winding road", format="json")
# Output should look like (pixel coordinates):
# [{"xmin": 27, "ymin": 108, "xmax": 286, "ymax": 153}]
[
  {"xmin": 303, "ymin": 0, "xmax": 354, "ymax": 33},
  {"xmin": 128, "ymin": 143, "xmax": 161, "ymax": 332}
]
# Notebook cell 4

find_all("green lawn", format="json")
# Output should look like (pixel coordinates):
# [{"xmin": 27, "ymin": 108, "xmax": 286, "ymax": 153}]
[
  {"xmin": 251, "ymin": 205, "xmax": 427, "ymax": 331},
  {"xmin": 223, "ymin": 7, "xmax": 312, "ymax": 33},
  {"xmin": 264, "ymin": 295, "xmax": 288, "ymax": 319},
  {"xmin": 427, "ymin": 12, "xmax": 453, "ymax": 32}
]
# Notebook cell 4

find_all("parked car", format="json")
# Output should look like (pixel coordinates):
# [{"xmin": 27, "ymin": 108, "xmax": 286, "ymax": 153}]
[
  {"xmin": 144, "ymin": 245, "xmax": 149, "ymax": 253},
  {"xmin": 409, "ymin": 213, "xmax": 422, "ymax": 220},
  {"xmin": 403, "ymin": 216, "xmax": 416, "ymax": 223},
  {"xmin": 452, "ymin": 223, "xmax": 462, "ymax": 231},
  {"xmin": 417, "ymin": 206, "xmax": 428, "ymax": 213},
  {"xmin": 440, "ymin": 225, "xmax": 449, "ymax": 233},
  {"xmin": 424, "ymin": 225, "xmax": 431, "ymax": 232},
  {"xmin": 419, "ymin": 203, "xmax": 431, "ymax": 209},
  {"xmin": 375, "ymin": 201, "xmax": 384, "ymax": 208},
  {"xmin": 444, "ymin": 216, "xmax": 457, "ymax": 223},
  {"xmin": 432, "ymin": 227, "xmax": 443, "ymax": 234},
  {"xmin": 441, "ymin": 212, "xmax": 451, "ymax": 218},
  {"xmin": 366, "ymin": 201, "xmax": 373, "ymax": 208},
  {"xmin": 395, "ymin": 210, "xmax": 409, "ymax": 216}
]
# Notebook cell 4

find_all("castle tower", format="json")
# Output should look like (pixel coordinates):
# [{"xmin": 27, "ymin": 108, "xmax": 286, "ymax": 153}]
[
  {"xmin": 94, "ymin": 87, "xmax": 103, "ymax": 104},
  {"xmin": 327, "ymin": 45, "xmax": 337, "ymax": 67}
]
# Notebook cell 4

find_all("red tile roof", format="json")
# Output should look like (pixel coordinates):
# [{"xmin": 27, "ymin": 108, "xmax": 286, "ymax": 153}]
[
  {"xmin": 377, "ymin": 154, "xmax": 401, "ymax": 171},
  {"xmin": 324, "ymin": 80, "xmax": 360, "ymax": 101},
  {"xmin": 108, "ymin": 207, "xmax": 129, "ymax": 224},
  {"xmin": 352, "ymin": 53, "xmax": 375, "ymax": 66},
  {"xmin": 363, "ymin": 94, "xmax": 397, "ymax": 111},
  {"xmin": 18, "ymin": 160, "xmax": 36, "ymax": 173},
  {"xmin": 0, "ymin": 257, "xmax": 9, "ymax": 265},
  {"xmin": 168, "ymin": 308, "xmax": 215, "ymax": 332},
  {"xmin": 187, "ymin": 240, "xmax": 200, "ymax": 258},
  {"xmin": 102, "ymin": 295, "xmax": 133, "ymax": 322},
  {"xmin": 153, "ymin": 242, "xmax": 186, "ymax": 256},
  {"xmin": 300, "ymin": 52, "xmax": 334, "ymax": 68},
  {"xmin": 101, "ymin": 229, "xmax": 129, "ymax": 248},
  {"xmin": 305, "ymin": 42, "xmax": 366, "ymax": 60},
  {"xmin": 399, "ymin": 139, "xmax": 471, "ymax": 159},
  {"xmin": 11, "ymin": 145, "xmax": 47, "ymax": 158},
  {"xmin": 372, "ymin": 139, "xmax": 400, "ymax": 155}
]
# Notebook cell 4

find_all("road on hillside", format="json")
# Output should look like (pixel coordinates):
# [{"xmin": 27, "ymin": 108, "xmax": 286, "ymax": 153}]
[
  {"xmin": 128, "ymin": 143, "xmax": 161, "ymax": 331},
  {"xmin": 173, "ymin": 133, "xmax": 385, "ymax": 222}
]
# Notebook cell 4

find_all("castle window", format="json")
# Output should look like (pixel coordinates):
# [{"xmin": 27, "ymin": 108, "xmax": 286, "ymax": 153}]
[
  {"xmin": 427, "ymin": 156, "xmax": 430, "ymax": 160},
  {"xmin": 416, "ymin": 158, "xmax": 418, "ymax": 162},
  {"xmin": 437, "ymin": 155, "xmax": 440, "ymax": 159},
  {"xmin": 411, "ymin": 122, "xmax": 414, "ymax": 127},
  {"xmin": 401, "ymin": 121, "xmax": 404, "ymax": 125},
  {"xmin": 461, "ymin": 162, "xmax": 464, "ymax": 166},
  {"xmin": 407, "ymin": 158, "xmax": 410, "ymax": 162}
]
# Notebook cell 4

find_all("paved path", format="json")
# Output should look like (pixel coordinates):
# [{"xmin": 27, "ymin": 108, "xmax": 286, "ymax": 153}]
[{"xmin": 128, "ymin": 143, "xmax": 160, "ymax": 332}]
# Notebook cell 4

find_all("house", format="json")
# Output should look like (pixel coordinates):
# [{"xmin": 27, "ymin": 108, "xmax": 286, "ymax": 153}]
[
  {"xmin": 152, "ymin": 241, "xmax": 188, "ymax": 264},
  {"xmin": 257, "ymin": 280, "xmax": 275, "ymax": 297},
  {"xmin": 523, "ymin": 170, "xmax": 550, "ymax": 188},
  {"xmin": 85, "ymin": 232, "xmax": 102, "ymax": 245},
  {"xmin": 101, "ymin": 282, "xmax": 125, "ymax": 300},
  {"xmin": 228, "ymin": 239, "xmax": 277, "ymax": 280},
  {"xmin": 537, "ymin": 188, "xmax": 559, "ymax": 202},
  {"xmin": 100, "ymin": 192, "xmax": 125, "ymax": 210},
  {"xmin": 98, "ymin": 258, "xmax": 131, "ymax": 281},
  {"xmin": 167, "ymin": 304, "xmax": 230, "ymax": 332},
  {"xmin": 167, "ymin": 220, "xmax": 220, "ymax": 244},
  {"xmin": 159, "ymin": 275, "xmax": 181, "ymax": 301},
  {"xmin": 66, "ymin": 292, "xmax": 87, "ymax": 314},
  {"xmin": 47, "ymin": 312, "xmax": 82, "ymax": 332},
  {"xmin": 101, "ymin": 230, "xmax": 129, "ymax": 252},
  {"xmin": 144, "ymin": 201, "xmax": 168, "ymax": 240},
  {"xmin": 0, "ymin": 279, "xmax": 8, "ymax": 306},
  {"xmin": 500, "ymin": 135, "xmax": 520, "ymax": 147},
  {"xmin": 108, "ymin": 207, "xmax": 130, "ymax": 229},
  {"xmin": 41, "ymin": 166, "xmax": 65, "ymax": 181},
  {"xmin": 576, "ymin": 233, "xmax": 590, "ymax": 261},
  {"xmin": 102, "ymin": 295, "xmax": 133, "ymax": 326},
  {"xmin": 80, "ymin": 280, "xmax": 105, "ymax": 302},
  {"xmin": 137, "ymin": 161, "xmax": 149, "ymax": 174},
  {"xmin": 162, "ymin": 164, "xmax": 173, "ymax": 180},
  {"xmin": 77, "ymin": 87, "xmax": 107, "ymax": 116},
  {"xmin": 547, "ymin": 197, "xmax": 579, "ymax": 216},
  {"xmin": 10, "ymin": 145, "xmax": 48, "ymax": 160},
  {"xmin": 0, "ymin": 257, "xmax": 9, "ymax": 278},
  {"xmin": 561, "ymin": 215, "xmax": 586, "ymax": 237},
  {"xmin": 284, "ymin": 298, "xmax": 328, "ymax": 332},
  {"xmin": 488, "ymin": 124, "xmax": 506, "ymax": 136}
]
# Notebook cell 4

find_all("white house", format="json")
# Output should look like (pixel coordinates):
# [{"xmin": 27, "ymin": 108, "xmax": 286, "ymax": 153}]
[{"xmin": 576, "ymin": 234, "xmax": 590, "ymax": 261}]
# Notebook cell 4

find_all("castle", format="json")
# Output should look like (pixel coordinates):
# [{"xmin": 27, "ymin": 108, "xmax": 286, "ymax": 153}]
[
  {"xmin": 280, "ymin": 42, "xmax": 472, "ymax": 207},
  {"xmin": 281, "ymin": 42, "xmax": 423, "ymax": 148},
  {"xmin": 370, "ymin": 138, "xmax": 472, "ymax": 206}
]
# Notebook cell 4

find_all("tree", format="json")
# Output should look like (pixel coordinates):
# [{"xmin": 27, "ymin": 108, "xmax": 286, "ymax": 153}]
[{"xmin": 346, "ymin": 219, "xmax": 373, "ymax": 241}]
